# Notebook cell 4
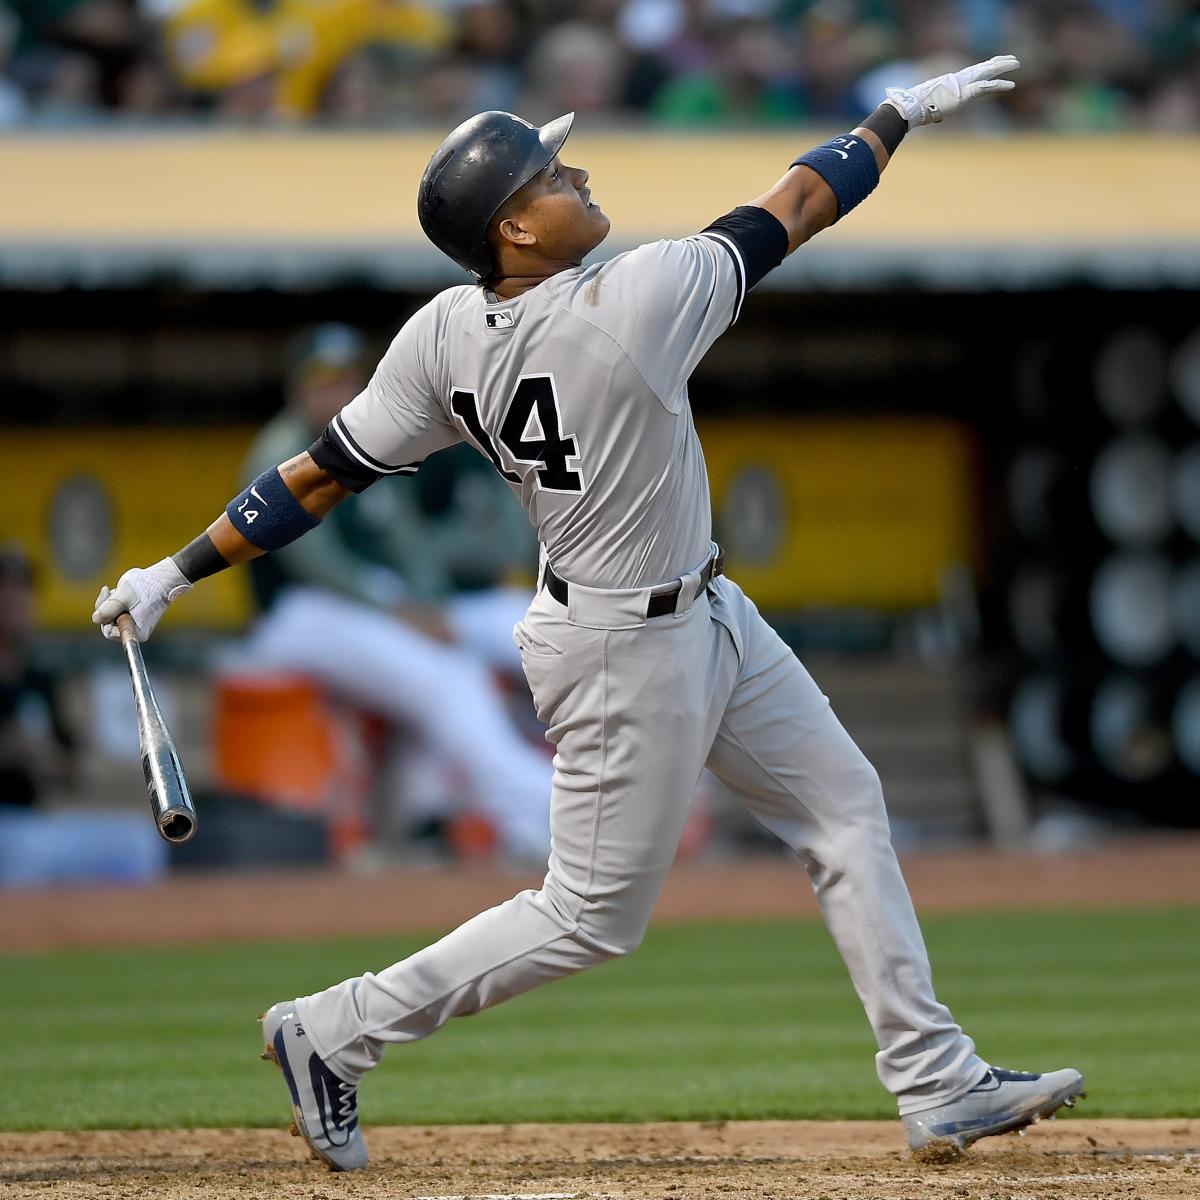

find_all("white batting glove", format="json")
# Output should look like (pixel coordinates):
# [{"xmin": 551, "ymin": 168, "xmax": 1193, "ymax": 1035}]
[
  {"xmin": 884, "ymin": 54, "xmax": 1020, "ymax": 126},
  {"xmin": 92, "ymin": 557, "xmax": 192, "ymax": 642}
]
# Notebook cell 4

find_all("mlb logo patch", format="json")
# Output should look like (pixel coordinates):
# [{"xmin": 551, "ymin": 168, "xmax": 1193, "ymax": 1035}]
[{"xmin": 485, "ymin": 310, "xmax": 515, "ymax": 329}]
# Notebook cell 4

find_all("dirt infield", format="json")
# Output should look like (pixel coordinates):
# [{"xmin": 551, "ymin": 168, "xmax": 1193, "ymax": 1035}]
[
  {"xmin": 3, "ymin": 1119, "xmax": 1198, "ymax": 1199},
  {"xmin": 4, "ymin": 835, "xmax": 1200, "ymax": 952}
]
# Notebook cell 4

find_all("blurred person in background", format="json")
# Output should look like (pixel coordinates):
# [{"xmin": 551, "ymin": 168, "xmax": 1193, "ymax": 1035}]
[
  {"xmin": 1035, "ymin": 0, "xmax": 1142, "ymax": 131},
  {"xmin": 29, "ymin": 43, "xmax": 103, "ymax": 121},
  {"xmin": 520, "ymin": 0, "xmax": 628, "ymax": 119},
  {"xmin": 0, "ymin": 549, "xmax": 74, "ymax": 810},
  {"xmin": 10, "ymin": 0, "xmax": 153, "ymax": 122},
  {"xmin": 0, "ymin": 548, "xmax": 165, "ymax": 886},
  {"xmin": 0, "ymin": 3, "xmax": 30, "ymax": 122},
  {"xmin": 152, "ymin": 0, "xmax": 280, "ymax": 118},
  {"xmin": 791, "ymin": 0, "xmax": 880, "ymax": 122},
  {"xmin": 156, "ymin": 0, "xmax": 448, "ymax": 121},
  {"xmin": 110, "ymin": 42, "xmax": 185, "ymax": 118},
  {"xmin": 1141, "ymin": 1, "xmax": 1200, "ymax": 131},
  {"xmin": 417, "ymin": 0, "xmax": 522, "ymax": 124},
  {"xmin": 618, "ymin": 0, "xmax": 735, "ymax": 114},
  {"xmin": 319, "ymin": 41, "xmax": 397, "ymax": 124},
  {"xmin": 231, "ymin": 324, "xmax": 551, "ymax": 860},
  {"xmin": 650, "ymin": 8, "xmax": 803, "ymax": 125}
]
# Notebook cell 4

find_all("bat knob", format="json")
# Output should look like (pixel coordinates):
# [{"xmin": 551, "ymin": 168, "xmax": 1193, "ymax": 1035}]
[
  {"xmin": 118, "ymin": 614, "xmax": 199, "ymax": 846},
  {"xmin": 159, "ymin": 810, "xmax": 196, "ymax": 843},
  {"xmin": 142, "ymin": 745, "xmax": 199, "ymax": 844}
]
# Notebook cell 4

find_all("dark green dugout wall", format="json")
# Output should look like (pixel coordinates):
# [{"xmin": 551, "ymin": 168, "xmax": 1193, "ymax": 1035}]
[{"xmin": 3, "ymin": 284, "xmax": 1199, "ymax": 823}]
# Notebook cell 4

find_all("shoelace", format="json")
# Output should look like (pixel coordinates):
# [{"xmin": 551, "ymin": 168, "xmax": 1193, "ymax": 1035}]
[
  {"xmin": 334, "ymin": 1079, "xmax": 358, "ymax": 1128},
  {"xmin": 973, "ymin": 1067, "xmax": 1038, "ymax": 1092}
]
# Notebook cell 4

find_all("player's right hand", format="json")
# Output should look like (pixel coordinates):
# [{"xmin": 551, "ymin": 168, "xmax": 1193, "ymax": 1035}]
[
  {"xmin": 884, "ymin": 55, "xmax": 1020, "ymax": 127},
  {"xmin": 92, "ymin": 558, "xmax": 192, "ymax": 642}
]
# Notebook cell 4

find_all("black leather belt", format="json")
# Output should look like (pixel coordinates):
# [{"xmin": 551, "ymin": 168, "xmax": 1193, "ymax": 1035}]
[{"xmin": 543, "ymin": 547, "xmax": 724, "ymax": 618}]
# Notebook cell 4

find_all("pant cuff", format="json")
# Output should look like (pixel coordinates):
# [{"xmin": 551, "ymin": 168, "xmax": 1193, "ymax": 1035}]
[
  {"xmin": 896, "ymin": 1060, "xmax": 992, "ymax": 1116},
  {"xmin": 294, "ymin": 994, "xmax": 367, "ymax": 1085}
]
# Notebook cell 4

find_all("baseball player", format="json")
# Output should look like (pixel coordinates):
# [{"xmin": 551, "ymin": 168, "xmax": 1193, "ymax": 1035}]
[{"xmin": 94, "ymin": 54, "xmax": 1084, "ymax": 1168}]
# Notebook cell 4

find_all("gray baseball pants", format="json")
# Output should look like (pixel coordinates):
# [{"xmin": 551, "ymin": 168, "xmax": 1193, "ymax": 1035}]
[{"xmin": 297, "ymin": 567, "xmax": 987, "ymax": 1114}]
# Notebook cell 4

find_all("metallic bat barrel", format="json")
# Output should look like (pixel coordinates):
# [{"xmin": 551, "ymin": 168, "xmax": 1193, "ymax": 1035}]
[{"xmin": 117, "ymin": 614, "xmax": 198, "ymax": 844}]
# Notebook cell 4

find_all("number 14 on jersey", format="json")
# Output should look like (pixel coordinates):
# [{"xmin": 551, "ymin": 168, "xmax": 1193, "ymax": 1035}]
[{"xmin": 450, "ymin": 374, "xmax": 584, "ymax": 494}]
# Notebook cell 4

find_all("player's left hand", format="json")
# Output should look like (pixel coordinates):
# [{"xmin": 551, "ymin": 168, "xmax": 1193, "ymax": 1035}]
[
  {"xmin": 92, "ymin": 558, "xmax": 192, "ymax": 642},
  {"xmin": 884, "ymin": 55, "xmax": 1020, "ymax": 127}
]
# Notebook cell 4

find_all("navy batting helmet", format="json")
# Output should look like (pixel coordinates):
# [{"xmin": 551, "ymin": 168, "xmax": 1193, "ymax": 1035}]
[{"xmin": 417, "ymin": 110, "xmax": 575, "ymax": 283}]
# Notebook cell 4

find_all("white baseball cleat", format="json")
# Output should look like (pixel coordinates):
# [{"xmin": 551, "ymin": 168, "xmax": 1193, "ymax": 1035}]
[
  {"xmin": 259, "ymin": 1001, "xmax": 368, "ymax": 1172},
  {"xmin": 902, "ymin": 1066, "xmax": 1085, "ymax": 1158}
]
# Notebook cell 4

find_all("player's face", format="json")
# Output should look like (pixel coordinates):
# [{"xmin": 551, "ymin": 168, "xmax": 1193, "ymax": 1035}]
[{"xmin": 513, "ymin": 156, "xmax": 610, "ymax": 263}]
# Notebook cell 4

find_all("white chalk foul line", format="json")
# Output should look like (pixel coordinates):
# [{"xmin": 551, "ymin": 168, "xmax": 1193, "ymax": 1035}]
[{"xmin": 415, "ymin": 1193, "xmax": 579, "ymax": 1200}]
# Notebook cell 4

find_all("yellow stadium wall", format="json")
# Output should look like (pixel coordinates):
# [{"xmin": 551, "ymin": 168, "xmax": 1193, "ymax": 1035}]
[
  {"xmin": 6, "ymin": 428, "xmax": 257, "ymax": 631},
  {"xmin": 0, "ymin": 133, "xmax": 1192, "ymax": 246},
  {"xmin": 6, "ymin": 420, "xmax": 974, "ymax": 630}
]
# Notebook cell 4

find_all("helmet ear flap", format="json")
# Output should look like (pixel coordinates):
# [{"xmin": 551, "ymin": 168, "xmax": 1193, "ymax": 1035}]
[{"xmin": 417, "ymin": 110, "xmax": 574, "ymax": 280}]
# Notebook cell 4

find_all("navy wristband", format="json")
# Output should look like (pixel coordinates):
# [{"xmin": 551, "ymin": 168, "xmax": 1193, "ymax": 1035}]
[
  {"xmin": 226, "ymin": 468, "xmax": 320, "ymax": 551},
  {"xmin": 792, "ymin": 134, "xmax": 880, "ymax": 221},
  {"xmin": 172, "ymin": 532, "xmax": 229, "ymax": 583},
  {"xmin": 861, "ymin": 102, "xmax": 908, "ymax": 155}
]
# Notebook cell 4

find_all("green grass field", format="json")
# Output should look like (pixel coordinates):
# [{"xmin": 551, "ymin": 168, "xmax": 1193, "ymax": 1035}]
[{"xmin": 2, "ymin": 907, "xmax": 1197, "ymax": 1131}]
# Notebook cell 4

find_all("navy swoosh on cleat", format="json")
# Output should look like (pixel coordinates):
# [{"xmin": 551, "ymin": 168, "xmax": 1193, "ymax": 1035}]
[
  {"xmin": 310, "ymin": 1056, "xmax": 353, "ymax": 1147},
  {"xmin": 273, "ymin": 1028, "xmax": 303, "ymax": 1108}
]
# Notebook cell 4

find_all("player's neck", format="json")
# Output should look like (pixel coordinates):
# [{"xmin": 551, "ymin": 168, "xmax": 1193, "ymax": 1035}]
[
  {"xmin": 489, "ymin": 247, "xmax": 584, "ymax": 299},
  {"xmin": 488, "ymin": 267, "xmax": 571, "ymax": 301}
]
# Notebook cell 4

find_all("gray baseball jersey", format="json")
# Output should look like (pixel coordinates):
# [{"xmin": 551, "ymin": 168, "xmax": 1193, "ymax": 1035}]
[{"xmin": 318, "ymin": 231, "xmax": 754, "ymax": 589}]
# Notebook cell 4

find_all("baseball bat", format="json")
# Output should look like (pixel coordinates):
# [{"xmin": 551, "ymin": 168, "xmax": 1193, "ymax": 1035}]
[{"xmin": 116, "ymin": 612, "xmax": 198, "ymax": 844}]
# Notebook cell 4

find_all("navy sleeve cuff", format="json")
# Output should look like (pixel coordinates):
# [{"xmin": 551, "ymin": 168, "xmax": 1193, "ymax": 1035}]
[
  {"xmin": 308, "ymin": 428, "xmax": 378, "ymax": 493},
  {"xmin": 698, "ymin": 205, "xmax": 789, "ymax": 322},
  {"xmin": 308, "ymin": 418, "xmax": 421, "ymax": 494}
]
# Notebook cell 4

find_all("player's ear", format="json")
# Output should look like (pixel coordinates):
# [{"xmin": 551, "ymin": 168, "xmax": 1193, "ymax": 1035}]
[{"xmin": 496, "ymin": 216, "xmax": 537, "ymax": 248}]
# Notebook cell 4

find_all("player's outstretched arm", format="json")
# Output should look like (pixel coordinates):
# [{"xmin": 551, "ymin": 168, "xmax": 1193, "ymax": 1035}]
[
  {"xmin": 92, "ymin": 451, "xmax": 350, "ymax": 642},
  {"xmin": 754, "ymin": 55, "xmax": 1020, "ymax": 255}
]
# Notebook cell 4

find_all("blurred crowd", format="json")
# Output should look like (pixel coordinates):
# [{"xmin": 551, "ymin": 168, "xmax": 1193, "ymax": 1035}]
[{"xmin": 0, "ymin": 0, "xmax": 1197, "ymax": 131}]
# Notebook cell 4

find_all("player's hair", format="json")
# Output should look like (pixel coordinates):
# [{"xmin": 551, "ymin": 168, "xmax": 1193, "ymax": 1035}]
[{"xmin": 481, "ymin": 186, "xmax": 531, "ymax": 287}]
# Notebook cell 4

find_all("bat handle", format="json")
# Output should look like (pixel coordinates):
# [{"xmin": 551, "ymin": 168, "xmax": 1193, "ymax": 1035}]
[{"xmin": 116, "ymin": 611, "xmax": 137, "ymax": 645}]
